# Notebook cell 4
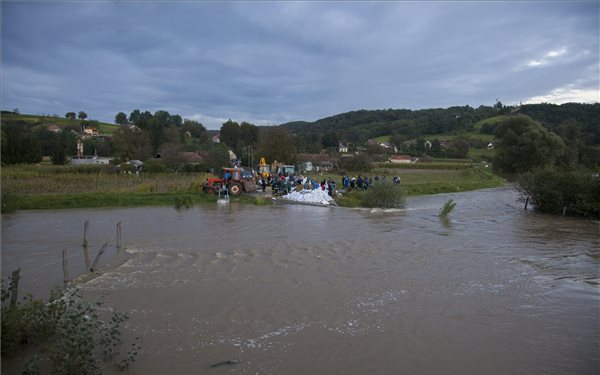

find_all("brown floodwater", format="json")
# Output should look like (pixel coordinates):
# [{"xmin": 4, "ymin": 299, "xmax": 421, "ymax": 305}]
[{"xmin": 2, "ymin": 186, "xmax": 599, "ymax": 374}]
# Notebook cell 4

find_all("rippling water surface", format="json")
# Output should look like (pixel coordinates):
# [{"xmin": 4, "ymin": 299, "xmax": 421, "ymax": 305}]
[{"xmin": 2, "ymin": 187, "xmax": 599, "ymax": 374}]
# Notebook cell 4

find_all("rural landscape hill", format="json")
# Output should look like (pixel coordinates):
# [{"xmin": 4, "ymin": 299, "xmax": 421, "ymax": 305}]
[{"xmin": 279, "ymin": 102, "xmax": 600, "ymax": 148}]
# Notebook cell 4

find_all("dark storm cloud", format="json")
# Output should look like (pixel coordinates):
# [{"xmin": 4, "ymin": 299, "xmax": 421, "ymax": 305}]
[{"xmin": 2, "ymin": 1, "xmax": 598, "ymax": 129}]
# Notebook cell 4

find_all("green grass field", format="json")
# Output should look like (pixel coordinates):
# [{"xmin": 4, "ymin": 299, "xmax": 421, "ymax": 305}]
[{"xmin": 2, "ymin": 113, "xmax": 119, "ymax": 134}]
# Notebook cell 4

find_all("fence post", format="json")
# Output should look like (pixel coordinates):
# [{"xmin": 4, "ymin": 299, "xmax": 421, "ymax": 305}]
[
  {"xmin": 62, "ymin": 249, "xmax": 69, "ymax": 284},
  {"xmin": 83, "ymin": 220, "xmax": 89, "ymax": 248},
  {"xmin": 83, "ymin": 246, "xmax": 91, "ymax": 271},
  {"xmin": 116, "ymin": 221, "xmax": 122, "ymax": 251},
  {"xmin": 9, "ymin": 268, "xmax": 21, "ymax": 308},
  {"xmin": 90, "ymin": 242, "xmax": 109, "ymax": 272}
]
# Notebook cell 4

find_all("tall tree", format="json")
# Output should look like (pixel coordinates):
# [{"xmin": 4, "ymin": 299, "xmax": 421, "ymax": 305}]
[
  {"xmin": 220, "ymin": 120, "xmax": 240, "ymax": 148},
  {"xmin": 1, "ymin": 123, "xmax": 42, "ymax": 164},
  {"xmin": 148, "ymin": 118, "xmax": 165, "ymax": 155},
  {"xmin": 240, "ymin": 122, "xmax": 259, "ymax": 146},
  {"xmin": 129, "ymin": 109, "xmax": 141, "ymax": 124},
  {"xmin": 78, "ymin": 111, "xmax": 88, "ymax": 120},
  {"xmin": 153, "ymin": 110, "xmax": 171, "ymax": 127},
  {"xmin": 182, "ymin": 119, "xmax": 208, "ymax": 141},
  {"xmin": 169, "ymin": 114, "xmax": 183, "ymax": 127},
  {"xmin": 112, "ymin": 126, "xmax": 151, "ymax": 161},
  {"xmin": 493, "ymin": 115, "xmax": 564, "ymax": 174},
  {"xmin": 65, "ymin": 112, "xmax": 76, "ymax": 120},
  {"xmin": 257, "ymin": 126, "xmax": 296, "ymax": 163},
  {"xmin": 115, "ymin": 112, "xmax": 128, "ymax": 126}
]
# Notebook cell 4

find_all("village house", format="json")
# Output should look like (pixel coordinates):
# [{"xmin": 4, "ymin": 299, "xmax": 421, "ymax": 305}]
[
  {"xmin": 296, "ymin": 152, "xmax": 338, "ymax": 173},
  {"xmin": 82, "ymin": 127, "xmax": 99, "ymax": 137},
  {"xmin": 338, "ymin": 142, "xmax": 349, "ymax": 153},
  {"xmin": 47, "ymin": 125, "xmax": 62, "ymax": 133}
]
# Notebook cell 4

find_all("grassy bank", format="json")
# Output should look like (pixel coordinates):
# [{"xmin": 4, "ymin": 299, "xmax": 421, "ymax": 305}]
[
  {"xmin": 335, "ymin": 166, "xmax": 504, "ymax": 207},
  {"xmin": 1, "ymin": 164, "xmax": 505, "ymax": 211}
]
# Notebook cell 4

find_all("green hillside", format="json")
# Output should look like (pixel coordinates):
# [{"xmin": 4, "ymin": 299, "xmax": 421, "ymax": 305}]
[
  {"xmin": 1, "ymin": 112, "xmax": 119, "ymax": 134},
  {"xmin": 281, "ymin": 103, "xmax": 600, "ymax": 148}
]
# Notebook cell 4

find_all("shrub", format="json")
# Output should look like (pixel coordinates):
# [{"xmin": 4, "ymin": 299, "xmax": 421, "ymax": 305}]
[
  {"xmin": 518, "ymin": 168, "xmax": 600, "ymax": 218},
  {"xmin": 361, "ymin": 180, "xmax": 405, "ymax": 208},
  {"xmin": 141, "ymin": 160, "xmax": 166, "ymax": 173},
  {"xmin": 174, "ymin": 195, "xmax": 193, "ymax": 209},
  {"xmin": 439, "ymin": 199, "xmax": 456, "ymax": 219},
  {"xmin": 1, "ymin": 191, "xmax": 17, "ymax": 213},
  {"xmin": 1, "ymin": 270, "xmax": 141, "ymax": 373},
  {"xmin": 119, "ymin": 162, "xmax": 136, "ymax": 174},
  {"xmin": 136, "ymin": 183, "xmax": 156, "ymax": 193}
]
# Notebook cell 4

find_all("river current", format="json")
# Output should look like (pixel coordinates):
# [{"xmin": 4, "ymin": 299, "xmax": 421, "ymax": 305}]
[{"xmin": 2, "ymin": 186, "xmax": 599, "ymax": 374}]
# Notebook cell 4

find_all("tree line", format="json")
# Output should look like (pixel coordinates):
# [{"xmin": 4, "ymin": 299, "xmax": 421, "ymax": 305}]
[
  {"xmin": 492, "ymin": 114, "xmax": 599, "ymax": 218},
  {"xmin": 283, "ymin": 102, "xmax": 599, "ymax": 155}
]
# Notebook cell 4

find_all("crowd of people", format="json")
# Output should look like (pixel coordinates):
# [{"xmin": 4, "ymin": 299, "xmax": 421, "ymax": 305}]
[{"xmin": 258, "ymin": 173, "xmax": 401, "ymax": 197}]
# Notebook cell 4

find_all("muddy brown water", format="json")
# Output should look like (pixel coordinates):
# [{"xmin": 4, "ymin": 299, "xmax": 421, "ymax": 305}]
[{"xmin": 2, "ymin": 187, "xmax": 599, "ymax": 374}]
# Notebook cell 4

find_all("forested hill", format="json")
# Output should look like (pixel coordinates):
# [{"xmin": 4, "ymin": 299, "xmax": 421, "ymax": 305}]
[{"xmin": 280, "ymin": 103, "xmax": 600, "ymax": 146}]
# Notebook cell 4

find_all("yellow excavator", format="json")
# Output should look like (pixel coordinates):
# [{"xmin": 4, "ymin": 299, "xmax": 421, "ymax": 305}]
[{"xmin": 257, "ymin": 157, "xmax": 271, "ymax": 179}]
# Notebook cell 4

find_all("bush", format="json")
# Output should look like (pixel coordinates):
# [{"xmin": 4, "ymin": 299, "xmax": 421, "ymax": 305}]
[
  {"xmin": 119, "ymin": 162, "xmax": 136, "ymax": 174},
  {"xmin": 518, "ymin": 168, "xmax": 600, "ymax": 218},
  {"xmin": 439, "ymin": 199, "xmax": 456, "ymax": 218},
  {"xmin": 361, "ymin": 180, "xmax": 405, "ymax": 208},
  {"xmin": 1, "ymin": 191, "xmax": 17, "ymax": 213},
  {"xmin": 174, "ymin": 195, "xmax": 193, "ymax": 209},
  {"xmin": 141, "ymin": 160, "xmax": 167, "ymax": 173},
  {"xmin": 1, "ymin": 270, "xmax": 141, "ymax": 373},
  {"xmin": 136, "ymin": 183, "xmax": 156, "ymax": 193}
]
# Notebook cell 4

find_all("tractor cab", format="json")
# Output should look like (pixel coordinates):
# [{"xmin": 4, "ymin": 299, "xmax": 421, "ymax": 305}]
[{"xmin": 203, "ymin": 167, "xmax": 258, "ymax": 196}]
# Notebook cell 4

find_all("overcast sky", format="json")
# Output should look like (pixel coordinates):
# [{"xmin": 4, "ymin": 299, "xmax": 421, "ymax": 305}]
[{"xmin": 2, "ymin": 1, "xmax": 598, "ymax": 129}]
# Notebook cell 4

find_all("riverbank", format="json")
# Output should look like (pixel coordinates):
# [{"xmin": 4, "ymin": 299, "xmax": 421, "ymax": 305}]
[{"xmin": 1, "ymin": 164, "xmax": 505, "ymax": 211}]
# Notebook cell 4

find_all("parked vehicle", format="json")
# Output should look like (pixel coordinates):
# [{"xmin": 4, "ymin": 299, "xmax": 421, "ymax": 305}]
[{"xmin": 202, "ymin": 168, "xmax": 258, "ymax": 196}]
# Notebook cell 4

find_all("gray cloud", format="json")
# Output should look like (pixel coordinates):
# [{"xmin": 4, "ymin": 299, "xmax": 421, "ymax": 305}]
[{"xmin": 2, "ymin": 1, "xmax": 598, "ymax": 129}]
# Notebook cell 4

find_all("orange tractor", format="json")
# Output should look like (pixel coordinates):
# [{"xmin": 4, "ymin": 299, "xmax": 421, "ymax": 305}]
[{"xmin": 202, "ymin": 167, "xmax": 258, "ymax": 196}]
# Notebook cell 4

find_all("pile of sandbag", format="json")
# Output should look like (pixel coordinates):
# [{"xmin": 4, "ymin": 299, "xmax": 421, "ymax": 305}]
[{"xmin": 282, "ymin": 188, "xmax": 334, "ymax": 205}]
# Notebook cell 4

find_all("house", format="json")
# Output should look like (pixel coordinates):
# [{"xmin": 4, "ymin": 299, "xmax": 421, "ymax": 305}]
[
  {"xmin": 487, "ymin": 142, "xmax": 494, "ymax": 150},
  {"xmin": 318, "ymin": 160, "xmax": 336, "ymax": 172},
  {"xmin": 184, "ymin": 131, "xmax": 192, "ymax": 138},
  {"xmin": 83, "ymin": 127, "xmax": 99, "ymax": 137},
  {"xmin": 128, "ymin": 125, "xmax": 141, "ymax": 132},
  {"xmin": 70, "ymin": 155, "xmax": 113, "ymax": 165},
  {"xmin": 390, "ymin": 155, "xmax": 412, "ymax": 164},
  {"xmin": 424, "ymin": 140, "xmax": 432, "ymax": 149},
  {"xmin": 212, "ymin": 133, "xmax": 221, "ymax": 143},
  {"xmin": 47, "ymin": 125, "xmax": 62, "ymax": 133},
  {"xmin": 338, "ymin": 142, "xmax": 349, "ymax": 153}
]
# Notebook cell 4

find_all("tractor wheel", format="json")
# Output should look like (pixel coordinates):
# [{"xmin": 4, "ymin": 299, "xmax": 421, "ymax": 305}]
[{"xmin": 228, "ymin": 182, "xmax": 242, "ymax": 196}]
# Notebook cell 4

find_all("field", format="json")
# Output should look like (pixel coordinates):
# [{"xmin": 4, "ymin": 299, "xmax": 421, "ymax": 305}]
[
  {"xmin": 1, "ymin": 162, "xmax": 505, "ymax": 211},
  {"xmin": 2, "ymin": 113, "xmax": 119, "ymax": 134}
]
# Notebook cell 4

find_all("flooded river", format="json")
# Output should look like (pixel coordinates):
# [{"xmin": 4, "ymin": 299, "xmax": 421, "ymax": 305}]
[{"xmin": 2, "ymin": 187, "xmax": 599, "ymax": 374}]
